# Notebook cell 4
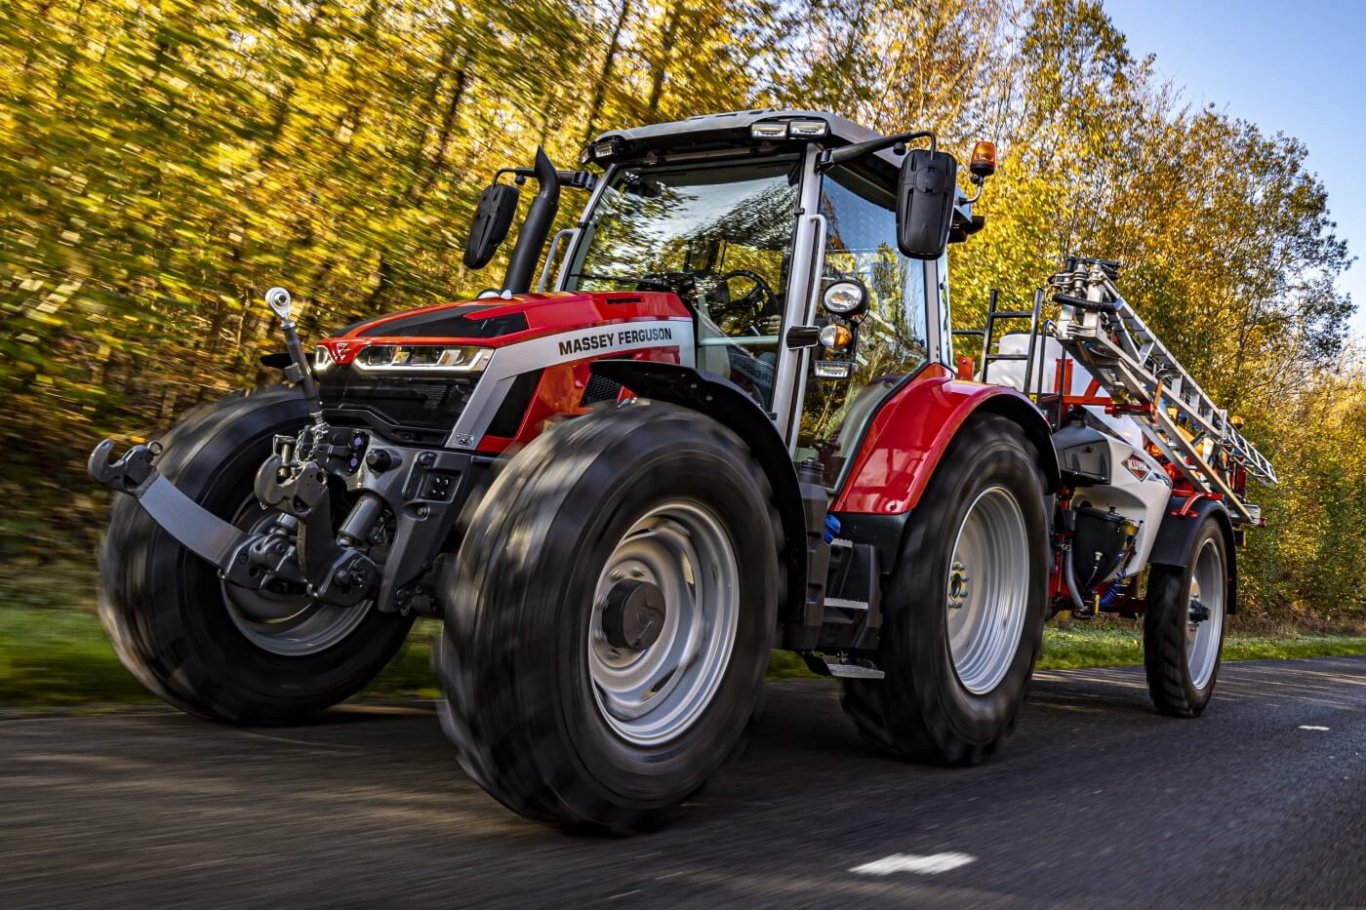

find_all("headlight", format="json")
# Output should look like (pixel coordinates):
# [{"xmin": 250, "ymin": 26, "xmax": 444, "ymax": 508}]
[
  {"xmin": 313, "ymin": 345, "xmax": 335, "ymax": 374},
  {"xmin": 823, "ymin": 279, "xmax": 868, "ymax": 316},
  {"xmin": 353, "ymin": 344, "xmax": 493, "ymax": 373},
  {"xmin": 750, "ymin": 119, "xmax": 829, "ymax": 140}
]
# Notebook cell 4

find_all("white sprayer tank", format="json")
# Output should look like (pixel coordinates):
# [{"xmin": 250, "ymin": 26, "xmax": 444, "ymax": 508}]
[{"xmin": 985, "ymin": 334, "xmax": 1173, "ymax": 581}]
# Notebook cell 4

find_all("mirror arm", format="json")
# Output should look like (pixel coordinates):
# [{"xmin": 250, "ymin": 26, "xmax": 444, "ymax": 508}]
[
  {"xmin": 961, "ymin": 173, "xmax": 987, "ymax": 204},
  {"xmin": 496, "ymin": 167, "xmax": 596, "ymax": 191},
  {"xmin": 818, "ymin": 129, "xmax": 936, "ymax": 171}
]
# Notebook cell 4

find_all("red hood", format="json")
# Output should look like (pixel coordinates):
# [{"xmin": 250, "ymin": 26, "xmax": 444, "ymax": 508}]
[{"xmin": 318, "ymin": 290, "xmax": 691, "ymax": 365}]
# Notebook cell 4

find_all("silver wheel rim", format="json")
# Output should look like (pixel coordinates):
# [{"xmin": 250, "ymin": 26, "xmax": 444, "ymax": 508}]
[
  {"xmin": 221, "ymin": 501, "xmax": 372, "ymax": 657},
  {"xmin": 946, "ymin": 486, "xmax": 1030, "ymax": 695},
  {"xmin": 588, "ymin": 500, "xmax": 740, "ymax": 747},
  {"xmin": 1187, "ymin": 538, "xmax": 1225, "ymax": 690}
]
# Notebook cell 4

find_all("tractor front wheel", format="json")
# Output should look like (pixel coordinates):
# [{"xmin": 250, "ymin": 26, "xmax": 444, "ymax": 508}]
[
  {"xmin": 436, "ymin": 402, "xmax": 780, "ymax": 831},
  {"xmin": 98, "ymin": 388, "xmax": 414, "ymax": 725}
]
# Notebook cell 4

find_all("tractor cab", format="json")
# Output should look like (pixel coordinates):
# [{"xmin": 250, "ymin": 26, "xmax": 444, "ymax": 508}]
[{"xmin": 522, "ymin": 110, "xmax": 995, "ymax": 483}]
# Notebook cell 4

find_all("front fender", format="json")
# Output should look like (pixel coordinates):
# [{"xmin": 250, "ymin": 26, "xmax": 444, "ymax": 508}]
[
  {"xmin": 590, "ymin": 360, "xmax": 807, "ymax": 627},
  {"xmin": 832, "ymin": 371, "xmax": 1058, "ymax": 515}
]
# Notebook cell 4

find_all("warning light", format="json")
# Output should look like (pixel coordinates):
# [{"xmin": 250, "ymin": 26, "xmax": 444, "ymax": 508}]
[
  {"xmin": 819, "ymin": 324, "xmax": 852, "ymax": 350},
  {"xmin": 969, "ymin": 141, "xmax": 997, "ymax": 178}
]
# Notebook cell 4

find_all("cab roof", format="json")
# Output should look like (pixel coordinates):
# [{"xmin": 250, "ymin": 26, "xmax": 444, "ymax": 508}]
[{"xmin": 590, "ymin": 109, "xmax": 903, "ymax": 170}]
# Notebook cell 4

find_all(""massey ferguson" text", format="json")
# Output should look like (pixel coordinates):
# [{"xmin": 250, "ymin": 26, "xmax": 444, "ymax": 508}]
[{"xmin": 558, "ymin": 326, "xmax": 674, "ymax": 357}]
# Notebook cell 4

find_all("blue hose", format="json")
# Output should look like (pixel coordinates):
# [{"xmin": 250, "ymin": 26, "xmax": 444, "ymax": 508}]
[{"xmin": 1097, "ymin": 574, "xmax": 1126, "ymax": 610}]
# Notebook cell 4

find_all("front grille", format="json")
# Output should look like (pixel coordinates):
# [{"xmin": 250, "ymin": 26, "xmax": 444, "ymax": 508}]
[
  {"xmin": 319, "ymin": 368, "xmax": 478, "ymax": 445},
  {"xmin": 580, "ymin": 372, "xmax": 622, "ymax": 406}
]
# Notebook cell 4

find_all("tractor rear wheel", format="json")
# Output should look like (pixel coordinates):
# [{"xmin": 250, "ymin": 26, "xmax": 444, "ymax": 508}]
[
  {"xmin": 436, "ymin": 402, "xmax": 779, "ymax": 831},
  {"xmin": 842, "ymin": 414, "xmax": 1048, "ymax": 765},
  {"xmin": 99, "ymin": 388, "xmax": 414, "ymax": 725},
  {"xmin": 1143, "ymin": 516, "xmax": 1229, "ymax": 716}
]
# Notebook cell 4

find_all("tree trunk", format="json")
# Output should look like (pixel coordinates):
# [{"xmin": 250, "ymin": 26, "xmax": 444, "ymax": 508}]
[
  {"xmin": 646, "ymin": 1, "xmax": 684, "ymax": 117},
  {"xmin": 413, "ymin": 46, "xmax": 474, "ymax": 203},
  {"xmin": 583, "ymin": 0, "xmax": 633, "ymax": 144}
]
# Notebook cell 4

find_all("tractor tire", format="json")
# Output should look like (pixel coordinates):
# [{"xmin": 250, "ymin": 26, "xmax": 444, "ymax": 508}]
[
  {"xmin": 1143, "ymin": 515, "xmax": 1229, "ymax": 717},
  {"xmin": 842, "ymin": 414, "xmax": 1048, "ymax": 765},
  {"xmin": 436, "ymin": 402, "xmax": 779, "ymax": 831},
  {"xmin": 98, "ymin": 387, "xmax": 413, "ymax": 725}
]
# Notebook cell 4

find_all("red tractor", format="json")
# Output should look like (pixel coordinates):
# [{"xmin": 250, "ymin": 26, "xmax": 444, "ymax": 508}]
[{"xmin": 91, "ymin": 110, "xmax": 1273, "ymax": 831}]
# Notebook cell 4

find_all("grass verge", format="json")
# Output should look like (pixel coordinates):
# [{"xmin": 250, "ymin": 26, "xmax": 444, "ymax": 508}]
[
  {"xmin": 1037, "ymin": 621, "xmax": 1366, "ymax": 670},
  {"xmin": 3, "ymin": 607, "xmax": 1365, "ymax": 709}
]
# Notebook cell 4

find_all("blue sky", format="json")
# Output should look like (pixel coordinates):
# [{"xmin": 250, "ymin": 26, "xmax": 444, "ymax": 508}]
[{"xmin": 1101, "ymin": 0, "xmax": 1366, "ymax": 340}]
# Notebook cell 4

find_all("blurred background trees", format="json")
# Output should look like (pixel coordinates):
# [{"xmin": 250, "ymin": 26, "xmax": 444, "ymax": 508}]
[{"xmin": 0, "ymin": 0, "xmax": 1357, "ymax": 626}]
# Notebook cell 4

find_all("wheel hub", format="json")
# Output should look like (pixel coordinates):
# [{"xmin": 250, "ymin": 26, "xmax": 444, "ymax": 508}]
[
  {"xmin": 587, "ymin": 501, "xmax": 740, "ymax": 747},
  {"xmin": 601, "ymin": 579, "xmax": 667, "ymax": 651},
  {"xmin": 944, "ymin": 486, "xmax": 1030, "ymax": 695},
  {"xmin": 221, "ymin": 497, "xmax": 372, "ymax": 657},
  {"xmin": 948, "ymin": 561, "xmax": 971, "ymax": 608},
  {"xmin": 1185, "ymin": 538, "xmax": 1225, "ymax": 690}
]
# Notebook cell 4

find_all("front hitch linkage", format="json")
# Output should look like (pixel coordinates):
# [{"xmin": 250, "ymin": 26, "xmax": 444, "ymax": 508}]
[{"xmin": 87, "ymin": 286, "xmax": 380, "ymax": 609}]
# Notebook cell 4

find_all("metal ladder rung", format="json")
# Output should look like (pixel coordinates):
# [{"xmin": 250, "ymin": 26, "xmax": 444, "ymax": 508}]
[{"xmin": 977, "ymin": 288, "xmax": 1045, "ymax": 391}]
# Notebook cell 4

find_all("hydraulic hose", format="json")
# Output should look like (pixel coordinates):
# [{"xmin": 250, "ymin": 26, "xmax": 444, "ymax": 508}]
[
  {"xmin": 1066, "ymin": 545, "xmax": 1129, "ymax": 615},
  {"xmin": 1064, "ymin": 546, "xmax": 1088, "ymax": 615}
]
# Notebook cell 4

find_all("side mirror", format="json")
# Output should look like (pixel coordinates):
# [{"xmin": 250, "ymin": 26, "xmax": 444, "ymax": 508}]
[
  {"xmin": 463, "ymin": 182, "xmax": 520, "ymax": 269},
  {"xmin": 896, "ymin": 149, "xmax": 958, "ymax": 260}
]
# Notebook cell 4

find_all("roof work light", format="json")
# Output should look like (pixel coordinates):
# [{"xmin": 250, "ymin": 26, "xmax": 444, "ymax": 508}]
[{"xmin": 750, "ymin": 119, "xmax": 830, "ymax": 141}]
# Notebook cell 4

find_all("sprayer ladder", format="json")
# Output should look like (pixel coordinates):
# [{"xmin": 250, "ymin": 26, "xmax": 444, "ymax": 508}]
[{"xmin": 1048, "ymin": 257, "xmax": 1277, "ymax": 524}]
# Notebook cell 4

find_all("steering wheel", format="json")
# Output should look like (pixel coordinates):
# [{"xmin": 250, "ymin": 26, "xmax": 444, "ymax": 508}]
[
  {"xmin": 624, "ymin": 269, "xmax": 777, "ymax": 335},
  {"xmin": 717, "ymin": 269, "xmax": 776, "ymax": 315}
]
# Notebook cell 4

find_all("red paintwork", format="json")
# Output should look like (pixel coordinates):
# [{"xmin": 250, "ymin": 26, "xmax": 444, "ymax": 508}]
[
  {"xmin": 831, "ymin": 364, "xmax": 1040, "ymax": 515},
  {"xmin": 477, "ymin": 345, "xmax": 680, "ymax": 454},
  {"xmin": 317, "ymin": 291, "xmax": 690, "ymax": 364},
  {"xmin": 315, "ymin": 290, "xmax": 691, "ymax": 454}
]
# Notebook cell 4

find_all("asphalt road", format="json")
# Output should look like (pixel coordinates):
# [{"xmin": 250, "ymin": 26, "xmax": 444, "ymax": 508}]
[{"xmin": 3, "ymin": 656, "xmax": 1363, "ymax": 909}]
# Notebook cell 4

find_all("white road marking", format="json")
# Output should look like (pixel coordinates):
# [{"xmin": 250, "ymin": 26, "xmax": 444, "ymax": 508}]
[
  {"xmin": 851, "ymin": 852, "xmax": 977, "ymax": 876},
  {"xmin": 1298, "ymin": 725, "xmax": 1330, "ymax": 731}
]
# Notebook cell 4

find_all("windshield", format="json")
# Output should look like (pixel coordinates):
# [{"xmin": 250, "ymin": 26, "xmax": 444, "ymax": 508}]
[
  {"xmin": 567, "ymin": 158, "xmax": 800, "ymax": 298},
  {"xmin": 565, "ymin": 157, "xmax": 802, "ymax": 406}
]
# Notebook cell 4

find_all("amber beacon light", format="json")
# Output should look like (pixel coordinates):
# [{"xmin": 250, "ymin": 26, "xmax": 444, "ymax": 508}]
[{"xmin": 969, "ymin": 140, "xmax": 997, "ymax": 178}]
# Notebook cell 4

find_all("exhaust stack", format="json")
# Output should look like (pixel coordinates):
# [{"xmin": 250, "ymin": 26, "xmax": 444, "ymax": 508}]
[{"xmin": 502, "ymin": 146, "xmax": 561, "ymax": 295}]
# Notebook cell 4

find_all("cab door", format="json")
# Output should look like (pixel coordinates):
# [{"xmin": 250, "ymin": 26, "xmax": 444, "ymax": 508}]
[{"xmin": 790, "ymin": 164, "xmax": 936, "ymax": 485}]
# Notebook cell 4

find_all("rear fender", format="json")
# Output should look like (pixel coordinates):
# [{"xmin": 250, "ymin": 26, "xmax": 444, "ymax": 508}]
[
  {"xmin": 831, "ymin": 373, "xmax": 1059, "ymax": 516},
  {"xmin": 590, "ymin": 360, "xmax": 806, "ymax": 627},
  {"xmin": 1148, "ymin": 495, "xmax": 1238, "ymax": 614}
]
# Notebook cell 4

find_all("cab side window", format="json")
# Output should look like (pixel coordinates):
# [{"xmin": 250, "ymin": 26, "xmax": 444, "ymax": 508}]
[{"xmin": 795, "ymin": 166, "xmax": 931, "ymax": 482}]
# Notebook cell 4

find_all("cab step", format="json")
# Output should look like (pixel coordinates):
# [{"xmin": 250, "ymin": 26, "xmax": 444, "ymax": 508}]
[{"xmin": 800, "ymin": 654, "xmax": 885, "ymax": 680}]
